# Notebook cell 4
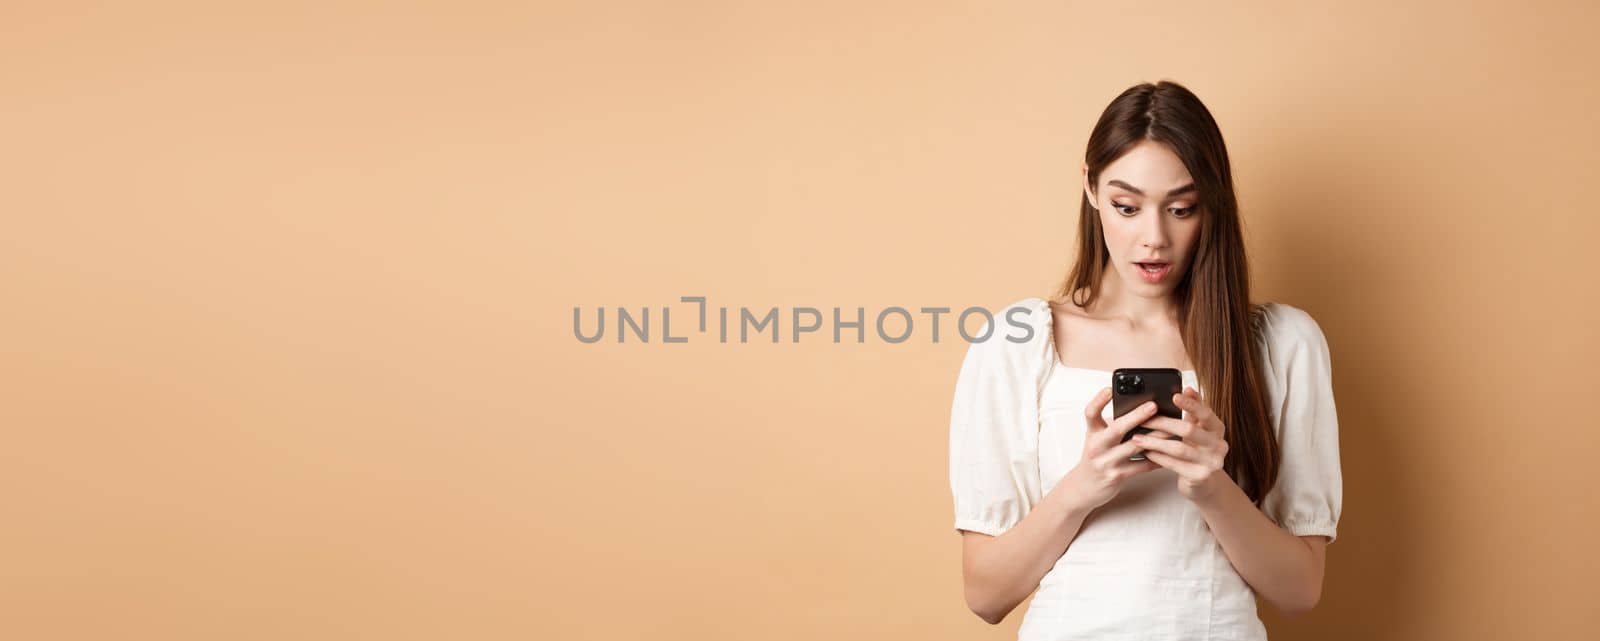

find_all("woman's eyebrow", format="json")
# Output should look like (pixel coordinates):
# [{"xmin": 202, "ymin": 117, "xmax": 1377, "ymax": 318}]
[{"xmin": 1107, "ymin": 179, "xmax": 1197, "ymax": 197}]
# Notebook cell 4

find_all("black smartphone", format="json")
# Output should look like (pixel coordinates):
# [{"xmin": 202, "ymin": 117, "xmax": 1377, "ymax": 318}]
[{"xmin": 1111, "ymin": 367, "xmax": 1184, "ymax": 461}]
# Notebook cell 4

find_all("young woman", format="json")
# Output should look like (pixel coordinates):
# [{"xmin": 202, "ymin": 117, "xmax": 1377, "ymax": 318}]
[{"xmin": 948, "ymin": 80, "xmax": 1343, "ymax": 640}]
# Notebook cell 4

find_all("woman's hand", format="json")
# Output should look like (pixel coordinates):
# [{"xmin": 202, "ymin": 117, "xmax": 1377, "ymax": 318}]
[
  {"xmin": 1133, "ymin": 386, "xmax": 1230, "ymax": 502},
  {"xmin": 1061, "ymin": 387, "xmax": 1164, "ymax": 513}
]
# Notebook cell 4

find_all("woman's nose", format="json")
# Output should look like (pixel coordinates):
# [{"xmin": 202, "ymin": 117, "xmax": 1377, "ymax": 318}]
[{"xmin": 1141, "ymin": 215, "xmax": 1169, "ymax": 248}]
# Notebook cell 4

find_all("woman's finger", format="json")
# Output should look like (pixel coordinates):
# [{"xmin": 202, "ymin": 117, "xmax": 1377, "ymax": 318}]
[
  {"xmin": 1083, "ymin": 387, "xmax": 1112, "ymax": 432},
  {"xmin": 1142, "ymin": 416, "xmax": 1194, "ymax": 439},
  {"xmin": 1173, "ymin": 388, "xmax": 1219, "ymax": 434},
  {"xmin": 1133, "ymin": 431, "xmax": 1202, "ymax": 462},
  {"xmin": 1104, "ymin": 401, "xmax": 1160, "ymax": 448},
  {"xmin": 1100, "ymin": 437, "xmax": 1162, "ymax": 472},
  {"xmin": 1120, "ymin": 455, "xmax": 1162, "ymax": 475},
  {"xmin": 1143, "ymin": 450, "xmax": 1206, "ymax": 478},
  {"xmin": 1103, "ymin": 432, "xmax": 1151, "ymax": 463}
]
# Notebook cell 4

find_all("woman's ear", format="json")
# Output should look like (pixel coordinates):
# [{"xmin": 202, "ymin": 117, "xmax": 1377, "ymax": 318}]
[{"xmin": 1082, "ymin": 166, "xmax": 1098, "ymax": 211}]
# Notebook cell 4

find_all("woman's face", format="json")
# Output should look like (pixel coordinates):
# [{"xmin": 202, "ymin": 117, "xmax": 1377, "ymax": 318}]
[{"xmin": 1083, "ymin": 140, "xmax": 1203, "ymax": 297}]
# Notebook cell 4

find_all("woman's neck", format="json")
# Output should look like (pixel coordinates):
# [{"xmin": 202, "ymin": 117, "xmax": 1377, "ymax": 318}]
[{"xmin": 1088, "ymin": 267, "xmax": 1181, "ymax": 329}]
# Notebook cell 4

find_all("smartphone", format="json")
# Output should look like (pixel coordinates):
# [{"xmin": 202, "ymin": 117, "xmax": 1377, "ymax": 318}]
[{"xmin": 1110, "ymin": 367, "xmax": 1184, "ymax": 461}]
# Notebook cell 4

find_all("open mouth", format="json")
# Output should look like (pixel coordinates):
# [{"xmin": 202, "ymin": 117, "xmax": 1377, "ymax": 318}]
[{"xmin": 1133, "ymin": 261, "xmax": 1172, "ymax": 282}]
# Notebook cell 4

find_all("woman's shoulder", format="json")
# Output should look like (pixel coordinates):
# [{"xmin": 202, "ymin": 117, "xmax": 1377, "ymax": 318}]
[
  {"xmin": 959, "ymin": 296, "xmax": 1056, "ymax": 367},
  {"xmin": 977, "ymin": 296, "xmax": 1054, "ymax": 348},
  {"xmin": 1252, "ymin": 302, "xmax": 1334, "ymax": 383},
  {"xmin": 1253, "ymin": 301, "xmax": 1330, "ymax": 348},
  {"xmin": 1001, "ymin": 295, "xmax": 1053, "ymax": 324}
]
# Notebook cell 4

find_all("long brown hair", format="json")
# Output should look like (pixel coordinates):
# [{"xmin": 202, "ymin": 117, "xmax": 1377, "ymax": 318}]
[{"xmin": 1054, "ymin": 80, "xmax": 1279, "ymax": 505}]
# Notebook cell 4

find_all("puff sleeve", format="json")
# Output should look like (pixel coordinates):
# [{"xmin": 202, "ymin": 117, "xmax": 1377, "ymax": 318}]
[
  {"xmin": 1257, "ymin": 303, "xmax": 1344, "ymax": 543},
  {"xmin": 948, "ymin": 297, "xmax": 1053, "ymax": 537}
]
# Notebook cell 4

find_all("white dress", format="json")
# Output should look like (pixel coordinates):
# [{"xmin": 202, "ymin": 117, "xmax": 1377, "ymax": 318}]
[{"xmin": 948, "ymin": 296, "xmax": 1343, "ymax": 641}]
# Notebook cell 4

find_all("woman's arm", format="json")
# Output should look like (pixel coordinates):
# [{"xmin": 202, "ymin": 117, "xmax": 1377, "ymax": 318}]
[
  {"xmin": 960, "ymin": 482, "xmax": 1093, "ymax": 625},
  {"xmin": 1191, "ymin": 476, "xmax": 1327, "ymax": 617}
]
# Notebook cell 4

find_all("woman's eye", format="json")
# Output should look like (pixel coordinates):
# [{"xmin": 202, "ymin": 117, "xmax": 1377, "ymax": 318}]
[{"xmin": 1114, "ymin": 203, "xmax": 1194, "ymax": 217}]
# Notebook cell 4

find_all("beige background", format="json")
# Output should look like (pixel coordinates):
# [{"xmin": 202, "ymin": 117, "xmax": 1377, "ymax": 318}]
[{"xmin": 3, "ymin": 1, "xmax": 1597, "ymax": 639}]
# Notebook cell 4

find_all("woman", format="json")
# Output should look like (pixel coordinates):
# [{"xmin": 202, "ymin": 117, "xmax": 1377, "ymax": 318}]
[{"xmin": 948, "ymin": 80, "xmax": 1342, "ymax": 640}]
